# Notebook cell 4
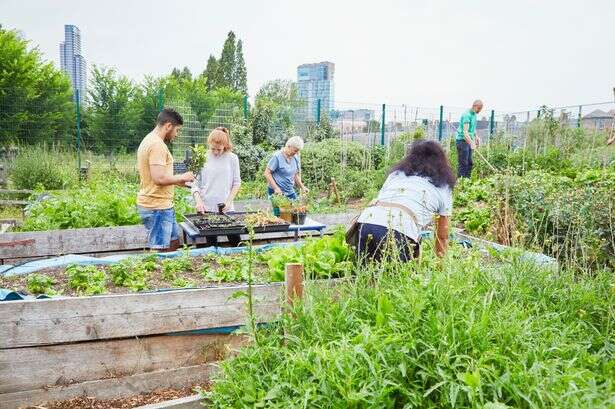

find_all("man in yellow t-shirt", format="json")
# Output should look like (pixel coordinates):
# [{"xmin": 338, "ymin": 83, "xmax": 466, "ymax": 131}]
[{"xmin": 137, "ymin": 108, "xmax": 195, "ymax": 251}]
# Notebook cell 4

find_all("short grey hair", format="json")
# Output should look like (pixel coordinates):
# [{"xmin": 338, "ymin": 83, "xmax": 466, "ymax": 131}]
[
  {"xmin": 285, "ymin": 136, "xmax": 304, "ymax": 150},
  {"xmin": 473, "ymin": 99, "xmax": 484, "ymax": 107}
]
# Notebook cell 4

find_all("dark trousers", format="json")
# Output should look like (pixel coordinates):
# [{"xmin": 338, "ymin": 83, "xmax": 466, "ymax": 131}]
[
  {"xmin": 356, "ymin": 223, "xmax": 419, "ymax": 263},
  {"xmin": 456, "ymin": 140, "xmax": 473, "ymax": 178}
]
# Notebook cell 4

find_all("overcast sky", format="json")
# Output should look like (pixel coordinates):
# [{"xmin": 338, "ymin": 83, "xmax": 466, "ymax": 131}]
[{"xmin": 3, "ymin": 0, "xmax": 614, "ymax": 112}]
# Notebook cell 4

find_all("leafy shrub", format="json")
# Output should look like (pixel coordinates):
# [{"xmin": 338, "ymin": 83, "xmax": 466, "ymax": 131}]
[
  {"xmin": 234, "ymin": 143, "xmax": 268, "ymax": 181},
  {"xmin": 10, "ymin": 146, "xmax": 77, "ymax": 190},
  {"xmin": 301, "ymin": 139, "xmax": 373, "ymax": 191},
  {"xmin": 19, "ymin": 178, "xmax": 192, "ymax": 231},
  {"xmin": 259, "ymin": 229, "xmax": 352, "ymax": 281}
]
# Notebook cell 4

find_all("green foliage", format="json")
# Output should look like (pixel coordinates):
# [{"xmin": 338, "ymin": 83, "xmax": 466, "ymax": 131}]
[
  {"xmin": 203, "ymin": 55, "xmax": 219, "ymax": 91},
  {"xmin": 217, "ymin": 31, "xmax": 237, "ymax": 89},
  {"xmin": 205, "ymin": 247, "xmax": 615, "ymax": 407},
  {"xmin": 109, "ymin": 258, "xmax": 150, "ymax": 292},
  {"xmin": 19, "ymin": 178, "xmax": 192, "ymax": 231},
  {"xmin": 253, "ymin": 80, "xmax": 305, "ymax": 147},
  {"xmin": 84, "ymin": 66, "xmax": 141, "ymax": 153},
  {"xmin": 0, "ymin": 28, "xmax": 74, "ymax": 145},
  {"xmin": 185, "ymin": 144, "xmax": 207, "ymax": 173},
  {"xmin": 9, "ymin": 145, "xmax": 77, "ymax": 189},
  {"xmin": 234, "ymin": 39, "xmax": 248, "ymax": 94},
  {"xmin": 26, "ymin": 273, "xmax": 57, "ymax": 295},
  {"xmin": 259, "ymin": 229, "xmax": 352, "ymax": 281},
  {"xmin": 201, "ymin": 256, "xmax": 250, "ymax": 283},
  {"xmin": 66, "ymin": 264, "xmax": 107, "ymax": 295},
  {"xmin": 161, "ymin": 252, "xmax": 193, "ymax": 280}
]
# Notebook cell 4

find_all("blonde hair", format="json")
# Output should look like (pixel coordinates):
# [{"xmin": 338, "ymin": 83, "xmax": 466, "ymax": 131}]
[
  {"xmin": 285, "ymin": 136, "xmax": 304, "ymax": 150},
  {"xmin": 207, "ymin": 127, "xmax": 233, "ymax": 152}
]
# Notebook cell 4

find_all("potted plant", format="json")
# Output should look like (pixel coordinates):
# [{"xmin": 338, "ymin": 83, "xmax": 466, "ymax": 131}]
[
  {"xmin": 291, "ymin": 198, "xmax": 309, "ymax": 225},
  {"xmin": 271, "ymin": 194, "xmax": 293, "ymax": 222}
]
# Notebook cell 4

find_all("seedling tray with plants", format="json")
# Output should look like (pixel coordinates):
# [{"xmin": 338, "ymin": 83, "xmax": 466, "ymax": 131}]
[{"xmin": 183, "ymin": 212, "xmax": 290, "ymax": 236}]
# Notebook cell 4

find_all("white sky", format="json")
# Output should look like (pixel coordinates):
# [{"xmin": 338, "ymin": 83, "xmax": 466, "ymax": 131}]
[{"xmin": 2, "ymin": 0, "xmax": 614, "ymax": 112}]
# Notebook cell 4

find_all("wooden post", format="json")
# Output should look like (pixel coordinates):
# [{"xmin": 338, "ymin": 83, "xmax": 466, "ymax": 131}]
[
  {"xmin": 285, "ymin": 263, "xmax": 304, "ymax": 306},
  {"xmin": 330, "ymin": 177, "xmax": 341, "ymax": 204}
]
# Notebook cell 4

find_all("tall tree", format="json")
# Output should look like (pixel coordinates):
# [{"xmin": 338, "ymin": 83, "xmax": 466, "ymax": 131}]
[
  {"xmin": 203, "ymin": 55, "xmax": 218, "ymax": 91},
  {"xmin": 234, "ymin": 39, "xmax": 247, "ymax": 94},
  {"xmin": 216, "ymin": 31, "xmax": 236, "ymax": 89},
  {"xmin": 85, "ymin": 65, "xmax": 140, "ymax": 153},
  {"xmin": 0, "ymin": 28, "xmax": 74, "ymax": 145}
]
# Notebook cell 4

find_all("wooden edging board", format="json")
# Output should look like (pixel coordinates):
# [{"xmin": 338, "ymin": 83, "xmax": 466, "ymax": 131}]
[
  {"xmin": 134, "ymin": 394, "xmax": 203, "ymax": 409},
  {"xmin": 0, "ymin": 283, "xmax": 283, "ymax": 349},
  {"xmin": 0, "ymin": 363, "xmax": 217, "ymax": 409},
  {"xmin": 0, "ymin": 212, "xmax": 357, "ymax": 263}
]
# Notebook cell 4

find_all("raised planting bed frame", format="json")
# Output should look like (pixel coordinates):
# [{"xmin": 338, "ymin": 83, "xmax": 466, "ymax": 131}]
[
  {"xmin": 0, "ymin": 282, "xmax": 295, "ymax": 408},
  {"xmin": 0, "ymin": 213, "xmax": 356, "ymax": 265}
]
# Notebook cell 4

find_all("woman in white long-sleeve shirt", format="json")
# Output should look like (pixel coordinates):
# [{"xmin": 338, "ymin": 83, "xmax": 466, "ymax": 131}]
[{"xmin": 191, "ymin": 127, "xmax": 241, "ymax": 246}]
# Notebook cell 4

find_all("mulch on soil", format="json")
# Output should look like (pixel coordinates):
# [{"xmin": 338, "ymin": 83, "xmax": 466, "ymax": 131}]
[{"xmin": 29, "ymin": 384, "xmax": 206, "ymax": 409}]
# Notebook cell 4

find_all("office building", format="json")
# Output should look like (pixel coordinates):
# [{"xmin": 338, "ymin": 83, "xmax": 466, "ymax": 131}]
[
  {"xmin": 60, "ymin": 25, "xmax": 87, "ymax": 102},
  {"xmin": 297, "ymin": 61, "xmax": 335, "ymax": 120}
]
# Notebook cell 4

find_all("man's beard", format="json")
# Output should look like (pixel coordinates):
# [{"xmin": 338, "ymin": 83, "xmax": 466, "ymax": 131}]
[{"xmin": 162, "ymin": 129, "xmax": 175, "ymax": 143}]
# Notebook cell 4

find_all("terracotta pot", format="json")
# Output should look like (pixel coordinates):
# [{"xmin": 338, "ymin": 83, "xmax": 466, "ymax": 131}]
[{"xmin": 279, "ymin": 208, "xmax": 293, "ymax": 223}]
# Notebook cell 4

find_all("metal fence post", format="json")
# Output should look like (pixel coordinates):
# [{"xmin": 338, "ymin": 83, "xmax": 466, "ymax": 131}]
[
  {"xmin": 438, "ymin": 105, "xmax": 444, "ymax": 142},
  {"xmin": 380, "ymin": 103, "xmax": 386, "ymax": 145},
  {"xmin": 75, "ymin": 90, "xmax": 82, "ymax": 174},
  {"xmin": 243, "ymin": 96, "xmax": 249, "ymax": 120},
  {"xmin": 489, "ymin": 109, "xmax": 495, "ymax": 137},
  {"xmin": 157, "ymin": 89, "xmax": 164, "ymax": 112},
  {"xmin": 577, "ymin": 105, "xmax": 582, "ymax": 128},
  {"xmin": 316, "ymin": 99, "xmax": 321, "ymax": 125}
]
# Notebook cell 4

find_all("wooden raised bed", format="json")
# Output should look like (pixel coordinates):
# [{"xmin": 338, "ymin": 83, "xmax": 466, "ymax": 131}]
[
  {"xmin": 0, "ymin": 213, "xmax": 356, "ymax": 265},
  {"xmin": 0, "ymin": 283, "xmax": 285, "ymax": 408}
]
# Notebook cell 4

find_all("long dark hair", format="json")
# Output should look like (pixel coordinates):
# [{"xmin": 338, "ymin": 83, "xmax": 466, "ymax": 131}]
[{"xmin": 390, "ymin": 140, "xmax": 456, "ymax": 189}]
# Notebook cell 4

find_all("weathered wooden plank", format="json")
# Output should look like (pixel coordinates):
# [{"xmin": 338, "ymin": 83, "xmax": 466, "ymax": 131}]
[
  {"xmin": 0, "ymin": 199, "xmax": 28, "ymax": 206},
  {"xmin": 0, "ymin": 363, "xmax": 217, "ymax": 409},
  {"xmin": 0, "ymin": 212, "xmax": 356, "ymax": 260},
  {"xmin": 0, "ymin": 225, "xmax": 149, "ymax": 259},
  {"xmin": 135, "ymin": 394, "xmax": 202, "ymax": 409},
  {"xmin": 0, "ymin": 333, "xmax": 245, "ymax": 394},
  {"xmin": 0, "ymin": 189, "xmax": 33, "ymax": 195},
  {"xmin": 0, "ymin": 284, "xmax": 282, "ymax": 348}
]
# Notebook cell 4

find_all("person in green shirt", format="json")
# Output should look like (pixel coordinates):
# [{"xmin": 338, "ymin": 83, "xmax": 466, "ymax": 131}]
[{"xmin": 456, "ymin": 100, "xmax": 483, "ymax": 178}]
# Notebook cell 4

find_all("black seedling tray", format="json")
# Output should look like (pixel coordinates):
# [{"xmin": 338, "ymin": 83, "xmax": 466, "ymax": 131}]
[{"xmin": 183, "ymin": 212, "xmax": 290, "ymax": 236}]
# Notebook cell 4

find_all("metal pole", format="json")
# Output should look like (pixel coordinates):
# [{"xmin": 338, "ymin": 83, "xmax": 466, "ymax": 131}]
[
  {"xmin": 489, "ymin": 109, "xmax": 495, "ymax": 136},
  {"xmin": 351, "ymin": 110, "xmax": 355, "ymax": 142},
  {"xmin": 438, "ymin": 105, "xmax": 444, "ymax": 142},
  {"xmin": 403, "ymin": 104, "xmax": 407, "ymax": 131},
  {"xmin": 76, "ymin": 90, "xmax": 82, "ymax": 174},
  {"xmin": 316, "ymin": 99, "xmax": 321, "ymax": 125},
  {"xmin": 157, "ymin": 89, "xmax": 164, "ymax": 112},
  {"xmin": 243, "ymin": 95, "xmax": 249, "ymax": 120},
  {"xmin": 577, "ymin": 105, "xmax": 582, "ymax": 128},
  {"xmin": 380, "ymin": 103, "xmax": 386, "ymax": 145}
]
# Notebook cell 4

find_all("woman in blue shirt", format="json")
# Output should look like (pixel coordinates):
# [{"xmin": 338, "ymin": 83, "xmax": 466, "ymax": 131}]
[{"xmin": 264, "ymin": 136, "xmax": 309, "ymax": 199}]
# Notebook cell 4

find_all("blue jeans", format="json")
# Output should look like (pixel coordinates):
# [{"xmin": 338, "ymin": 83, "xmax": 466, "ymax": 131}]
[
  {"xmin": 137, "ymin": 206, "xmax": 180, "ymax": 249},
  {"xmin": 456, "ymin": 140, "xmax": 473, "ymax": 178},
  {"xmin": 267, "ymin": 186, "xmax": 298, "ymax": 200}
]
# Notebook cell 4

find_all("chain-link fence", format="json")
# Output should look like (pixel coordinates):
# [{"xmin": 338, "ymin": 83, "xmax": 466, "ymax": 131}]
[{"xmin": 1, "ymin": 90, "xmax": 614, "ymax": 187}]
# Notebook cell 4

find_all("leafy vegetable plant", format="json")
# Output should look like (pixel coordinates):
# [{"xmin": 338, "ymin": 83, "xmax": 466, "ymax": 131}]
[
  {"xmin": 26, "ymin": 273, "xmax": 58, "ymax": 295},
  {"xmin": 66, "ymin": 264, "xmax": 107, "ymax": 295}
]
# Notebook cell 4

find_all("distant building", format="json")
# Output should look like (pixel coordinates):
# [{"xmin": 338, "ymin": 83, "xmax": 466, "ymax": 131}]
[
  {"xmin": 582, "ymin": 109, "xmax": 615, "ymax": 131},
  {"xmin": 297, "ymin": 61, "xmax": 335, "ymax": 121},
  {"xmin": 338, "ymin": 109, "xmax": 374, "ymax": 121},
  {"xmin": 60, "ymin": 25, "xmax": 87, "ymax": 102}
]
